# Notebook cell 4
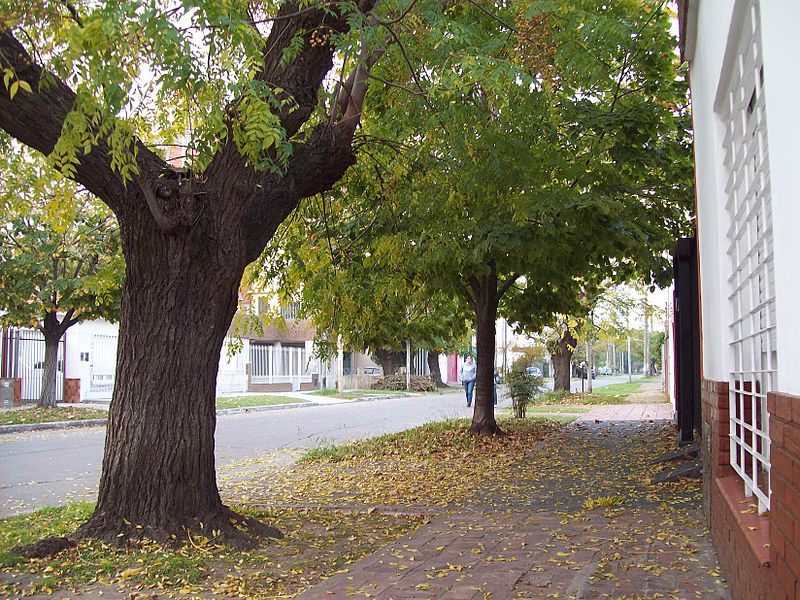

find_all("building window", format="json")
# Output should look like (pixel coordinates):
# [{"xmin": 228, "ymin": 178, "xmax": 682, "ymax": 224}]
[
  {"xmin": 720, "ymin": 1, "xmax": 775, "ymax": 512},
  {"xmin": 249, "ymin": 342, "xmax": 306, "ymax": 380},
  {"xmin": 280, "ymin": 302, "xmax": 300, "ymax": 321}
]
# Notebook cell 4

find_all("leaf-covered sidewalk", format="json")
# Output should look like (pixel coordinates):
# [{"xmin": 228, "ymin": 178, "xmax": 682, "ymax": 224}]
[{"xmin": 293, "ymin": 415, "xmax": 729, "ymax": 599}]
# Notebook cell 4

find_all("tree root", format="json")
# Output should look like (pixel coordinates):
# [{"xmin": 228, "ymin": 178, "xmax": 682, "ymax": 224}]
[
  {"xmin": 469, "ymin": 421, "xmax": 506, "ymax": 436},
  {"xmin": 74, "ymin": 505, "xmax": 283, "ymax": 549},
  {"xmin": 13, "ymin": 505, "xmax": 282, "ymax": 559},
  {"xmin": 13, "ymin": 536, "xmax": 76, "ymax": 559}
]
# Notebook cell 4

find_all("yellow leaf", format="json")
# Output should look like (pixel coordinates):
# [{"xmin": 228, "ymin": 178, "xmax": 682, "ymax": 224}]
[{"xmin": 415, "ymin": 583, "xmax": 431, "ymax": 590}]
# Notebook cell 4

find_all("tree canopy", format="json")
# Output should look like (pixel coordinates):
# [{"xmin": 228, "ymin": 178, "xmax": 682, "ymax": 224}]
[{"xmin": 263, "ymin": 0, "xmax": 694, "ymax": 432}]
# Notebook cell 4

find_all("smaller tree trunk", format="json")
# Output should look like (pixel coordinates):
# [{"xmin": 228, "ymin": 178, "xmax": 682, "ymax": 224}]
[
  {"xmin": 549, "ymin": 329, "xmax": 576, "ymax": 392},
  {"xmin": 470, "ymin": 269, "xmax": 501, "ymax": 436},
  {"xmin": 37, "ymin": 311, "xmax": 71, "ymax": 409},
  {"xmin": 374, "ymin": 348, "xmax": 405, "ymax": 376},
  {"xmin": 427, "ymin": 350, "xmax": 445, "ymax": 387}
]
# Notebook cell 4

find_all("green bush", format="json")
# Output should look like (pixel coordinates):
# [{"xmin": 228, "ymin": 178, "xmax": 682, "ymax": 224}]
[{"xmin": 505, "ymin": 359, "xmax": 545, "ymax": 418}]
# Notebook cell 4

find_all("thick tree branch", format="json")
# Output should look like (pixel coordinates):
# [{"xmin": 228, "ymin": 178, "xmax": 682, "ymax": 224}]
[
  {"xmin": 0, "ymin": 29, "xmax": 170, "ymax": 224},
  {"xmin": 457, "ymin": 280, "xmax": 478, "ymax": 312},
  {"xmin": 0, "ymin": 30, "xmax": 122, "ymax": 203},
  {"xmin": 497, "ymin": 272, "xmax": 520, "ymax": 302},
  {"xmin": 256, "ymin": 0, "xmax": 377, "ymax": 138}
]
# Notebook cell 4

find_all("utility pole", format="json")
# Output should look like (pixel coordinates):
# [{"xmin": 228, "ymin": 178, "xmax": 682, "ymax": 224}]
[
  {"xmin": 406, "ymin": 340, "xmax": 411, "ymax": 392},
  {"xmin": 337, "ymin": 335, "xmax": 344, "ymax": 393},
  {"xmin": 585, "ymin": 338, "xmax": 593, "ymax": 393},
  {"xmin": 643, "ymin": 303, "xmax": 651, "ymax": 377},
  {"xmin": 627, "ymin": 334, "xmax": 632, "ymax": 383}
]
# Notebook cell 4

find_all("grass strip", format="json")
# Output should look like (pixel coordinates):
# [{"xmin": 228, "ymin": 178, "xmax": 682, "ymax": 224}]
[
  {"xmin": 0, "ymin": 407, "xmax": 107, "ymax": 426},
  {"xmin": 215, "ymin": 395, "xmax": 307, "ymax": 409}
]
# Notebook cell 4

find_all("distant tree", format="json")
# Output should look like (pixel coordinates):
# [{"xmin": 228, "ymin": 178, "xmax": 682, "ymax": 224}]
[
  {"xmin": 257, "ymin": 194, "xmax": 471, "ymax": 382},
  {"xmin": 0, "ymin": 151, "xmax": 123, "ymax": 407}
]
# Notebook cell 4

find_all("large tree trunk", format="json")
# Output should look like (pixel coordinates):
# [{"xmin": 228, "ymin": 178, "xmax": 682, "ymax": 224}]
[
  {"xmin": 76, "ymin": 208, "xmax": 279, "ymax": 545},
  {"xmin": 427, "ymin": 350, "xmax": 445, "ymax": 387},
  {"xmin": 550, "ymin": 329, "xmax": 576, "ymax": 392},
  {"xmin": 0, "ymin": 2, "xmax": 373, "ymax": 553}
]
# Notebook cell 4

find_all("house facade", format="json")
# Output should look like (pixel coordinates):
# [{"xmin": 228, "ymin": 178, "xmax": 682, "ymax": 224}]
[{"xmin": 680, "ymin": 1, "xmax": 800, "ymax": 598}]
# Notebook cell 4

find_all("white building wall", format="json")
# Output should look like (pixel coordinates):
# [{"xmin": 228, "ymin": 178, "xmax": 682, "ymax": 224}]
[
  {"xmin": 216, "ymin": 338, "xmax": 249, "ymax": 395},
  {"xmin": 759, "ymin": 2, "xmax": 800, "ymax": 395},
  {"xmin": 689, "ymin": 0, "xmax": 735, "ymax": 383},
  {"xmin": 692, "ymin": 1, "xmax": 800, "ymax": 393},
  {"xmin": 63, "ymin": 318, "xmax": 120, "ymax": 401}
]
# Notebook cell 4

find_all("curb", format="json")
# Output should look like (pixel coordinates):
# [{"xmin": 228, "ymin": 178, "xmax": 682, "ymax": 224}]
[{"xmin": 0, "ymin": 392, "xmax": 418, "ymax": 435}]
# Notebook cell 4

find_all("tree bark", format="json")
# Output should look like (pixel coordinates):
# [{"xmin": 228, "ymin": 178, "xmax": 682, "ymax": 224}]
[
  {"xmin": 549, "ymin": 329, "xmax": 576, "ymax": 392},
  {"xmin": 37, "ymin": 311, "xmax": 77, "ymax": 409},
  {"xmin": 75, "ymin": 201, "xmax": 281, "ymax": 545},
  {"xmin": 427, "ymin": 350, "xmax": 445, "ymax": 387},
  {"xmin": 374, "ymin": 348, "xmax": 405, "ymax": 376},
  {"xmin": 37, "ymin": 323, "xmax": 61, "ymax": 409},
  {"xmin": 469, "ymin": 266, "xmax": 501, "ymax": 436}
]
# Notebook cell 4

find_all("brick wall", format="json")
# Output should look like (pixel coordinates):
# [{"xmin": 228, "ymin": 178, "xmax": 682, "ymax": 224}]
[
  {"xmin": 64, "ymin": 379, "xmax": 80, "ymax": 403},
  {"xmin": 702, "ymin": 379, "xmax": 800, "ymax": 599},
  {"xmin": 767, "ymin": 391, "xmax": 800, "ymax": 600}
]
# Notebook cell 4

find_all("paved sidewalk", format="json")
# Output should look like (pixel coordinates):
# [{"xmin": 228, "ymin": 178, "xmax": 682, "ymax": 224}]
[{"xmin": 295, "ymin": 406, "xmax": 729, "ymax": 599}]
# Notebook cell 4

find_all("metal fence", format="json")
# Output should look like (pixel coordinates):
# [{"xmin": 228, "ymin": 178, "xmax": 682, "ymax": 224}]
[
  {"xmin": 722, "ymin": 1, "xmax": 774, "ymax": 513},
  {"xmin": 0, "ymin": 327, "xmax": 65, "ymax": 402}
]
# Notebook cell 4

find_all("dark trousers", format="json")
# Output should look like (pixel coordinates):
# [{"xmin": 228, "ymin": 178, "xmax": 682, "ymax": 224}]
[{"xmin": 463, "ymin": 380, "xmax": 475, "ymax": 406}]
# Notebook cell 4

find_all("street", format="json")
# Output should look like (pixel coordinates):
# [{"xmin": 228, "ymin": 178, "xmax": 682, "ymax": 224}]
[{"xmin": 0, "ymin": 375, "xmax": 637, "ymax": 517}]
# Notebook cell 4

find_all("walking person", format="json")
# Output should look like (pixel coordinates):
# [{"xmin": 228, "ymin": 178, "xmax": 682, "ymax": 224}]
[{"xmin": 460, "ymin": 355, "xmax": 477, "ymax": 407}]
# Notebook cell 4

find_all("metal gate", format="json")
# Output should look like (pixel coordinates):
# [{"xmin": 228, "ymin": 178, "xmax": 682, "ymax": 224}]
[
  {"xmin": 88, "ymin": 334, "xmax": 118, "ymax": 399},
  {"xmin": 0, "ymin": 327, "xmax": 65, "ymax": 402}
]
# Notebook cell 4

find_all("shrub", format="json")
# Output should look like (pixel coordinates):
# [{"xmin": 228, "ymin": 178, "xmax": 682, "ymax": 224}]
[{"xmin": 505, "ymin": 359, "xmax": 545, "ymax": 418}]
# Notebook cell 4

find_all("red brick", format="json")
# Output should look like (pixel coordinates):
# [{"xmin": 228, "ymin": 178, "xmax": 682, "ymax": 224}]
[
  {"xmin": 769, "ymin": 395, "xmax": 779, "ymax": 417},
  {"xmin": 774, "ymin": 447, "xmax": 795, "ymax": 480},
  {"xmin": 777, "ymin": 396, "xmax": 794, "ymax": 422},
  {"xmin": 780, "ymin": 481, "xmax": 800, "ymax": 518},
  {"xmin": 786, "ymin": 540, "xmax": 800, "ymax": 582},
  {"xmin": 774, "ymin": 420, "xmax": 787, "ymax": 446},
  {"xmin": 774, "ymin": 503, "xmax": 796, "ymax": 544},
  {"xmin": 774, "ymin": 475, "xmax": 787, "ymax": 500},
  {"xmin": 786, "ymin": 424, "xmax": 800, "ymax": 457},
  {"xmin": 774, "ymin": 528, "xmax": 789, "ymax": 559},
  {"xmin": 775, "ymin": 555, "xmax": 798, "ymax": 600}
]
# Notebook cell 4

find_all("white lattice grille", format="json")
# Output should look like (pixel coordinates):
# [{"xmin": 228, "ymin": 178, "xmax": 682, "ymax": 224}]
[{"xmin": 721, "ymin": 1, "xmax": 775, "ymax": 512}]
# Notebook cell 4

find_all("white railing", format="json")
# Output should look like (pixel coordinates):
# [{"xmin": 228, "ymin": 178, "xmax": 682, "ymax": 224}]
[
  {"xmin": 250, "ymin": 343, "xmax": 309, "ymax": 386},
  {"xmin": 721, "ymin": 0, "xmax": 774, "ymax": 512}
]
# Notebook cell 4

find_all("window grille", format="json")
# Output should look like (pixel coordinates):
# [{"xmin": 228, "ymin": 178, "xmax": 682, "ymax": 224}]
[{"xmin": 720, "ymin": 1, "xmax": 775, "ymax": 512}]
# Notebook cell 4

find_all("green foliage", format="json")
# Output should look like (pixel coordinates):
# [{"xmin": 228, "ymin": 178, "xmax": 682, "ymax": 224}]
[
  {"xmin": 505, "ymin": 358, "xmax": 545, "ymax": 418},
  {"xmin": 255, "ymin": 186, "xmax": 472, "ymax": 359},
  {"xmin": 0, "ymin": 147, "xmax": 123, "ymax": 329}
]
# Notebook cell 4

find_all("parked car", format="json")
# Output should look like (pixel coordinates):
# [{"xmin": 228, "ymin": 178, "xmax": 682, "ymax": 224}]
[
  {"xmin": 598, "ymin": 366, "xmax": 613, "ymax": 376},
  {"xmin": 525, "ymin": 366, "xmax": 543, "ymax": 378}
]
